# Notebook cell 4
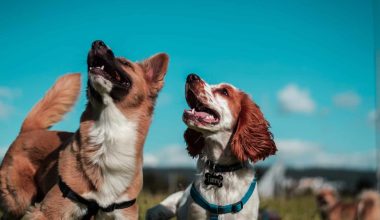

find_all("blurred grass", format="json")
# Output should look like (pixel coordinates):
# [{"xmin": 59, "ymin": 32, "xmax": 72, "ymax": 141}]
[
  {"xmin": 0, "ymin": 193, "xmax": 321, "ymax": 219},
  {"xmin": 260, "ymin": 196, "xmax": 321, "ymax": 220},
  {"xmin": 138, "ymin": 191, "xmax": 171, "ymax": 219},
  {"xmin": 138, "ymin": 192, "xmax": 321, "ymax": 220}
]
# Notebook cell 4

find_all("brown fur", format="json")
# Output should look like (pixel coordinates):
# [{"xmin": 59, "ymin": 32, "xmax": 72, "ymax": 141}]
[
  {"xmin": 185, "ymin": 128, "xmax": 205, "ymax": 157},
  {"xmin": 0, "ymin": 45, "xmax": 169, "ymax": 219},
  {"xmin": 317, "ymin": 188, "xmax": 380, "ymax": 220},
  {"xmin": 358, "ymin": 191, "xmax": 380, "ymax": 220},
  {"xmin": 20, "ymin": 74, "xmax": 81, "ymax": 133},
  {"xmin": 22, "ymin": 50, "xmax": 167, "ymax": 219},
  {"xmin": 316, "ymin": 188, "xmax": 357, "ymax": 220},
  {"xmin": 0, "ymin": 74, "xmax": 80, "ymax": 218},
  {"xmin": 230, "ymin": 93, "xmax": 276, "ymax": 162},
  {"xmin": 185, "ymin": 84, "xmax": 277, "ymax": 162}
]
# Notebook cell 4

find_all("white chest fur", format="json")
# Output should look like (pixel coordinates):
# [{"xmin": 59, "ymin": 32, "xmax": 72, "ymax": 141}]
[{"xmin": 85, "ymin": 96, "xmax": 138, "ymax": 207}]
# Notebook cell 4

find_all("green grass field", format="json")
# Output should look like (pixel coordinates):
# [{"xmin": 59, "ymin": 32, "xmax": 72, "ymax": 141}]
[
  {"xmin": 0, "ymin": 192, "xmax": 321, "ymax": 219},
  {"xmin": 137, "ymin": 192, "xmax": 322, "ymax": 220}
]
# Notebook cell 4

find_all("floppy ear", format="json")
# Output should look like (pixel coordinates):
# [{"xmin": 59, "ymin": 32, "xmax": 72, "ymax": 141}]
[
  {"xmin": 231, "ymin": 93, "xmax": 277, "ymax": 162},
  {"xmin": 141, "ymin": 53, "xmax": 169, "ymax": 95},
  {"xmin": 184, "ymin": 128, "xmax": 205, "ymax": 157}
]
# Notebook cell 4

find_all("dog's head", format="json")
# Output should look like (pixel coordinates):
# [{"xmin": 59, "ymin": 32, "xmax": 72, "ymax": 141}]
[
  {"xmin": 316, "ymin": 188, "xmax": 339, "ymax": 212},
  {"xmin": 316, "ymin": 187, "xmax": 338, "ymax": 219},
  {"xmin": 183, "ymin": 74, "xmax": 276, "ymax": 163},
  {"xmin": 87, "ymin": 40, "xmax": 169, "ymax": 115}
]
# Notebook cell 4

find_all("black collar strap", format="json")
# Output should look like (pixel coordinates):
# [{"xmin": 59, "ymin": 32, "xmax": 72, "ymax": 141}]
[
  {"xmin": 205, "ymin": 160, "xmax": 245, "ymax": 173},
  {"xmin": 58, "ymin": 176, "xmax": 136, "ymax": 220}
]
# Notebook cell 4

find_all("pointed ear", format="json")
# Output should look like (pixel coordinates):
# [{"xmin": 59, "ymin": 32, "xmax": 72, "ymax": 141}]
[
  {"xmin": 231, "ymin": 93, "xmax": 277, "ymax": 162},
  {"xmin": 184, "ymin": 128, "xmax": 205, "ymax": 157},
  {"xmin": 141, "ymin": 53, "xmax": 169, "ymax": 94}
]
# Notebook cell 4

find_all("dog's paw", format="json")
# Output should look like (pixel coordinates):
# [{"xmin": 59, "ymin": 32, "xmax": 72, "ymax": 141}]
[{"xmin": 145, "ymin": 204, "xmax": 175, "ymax": 220}]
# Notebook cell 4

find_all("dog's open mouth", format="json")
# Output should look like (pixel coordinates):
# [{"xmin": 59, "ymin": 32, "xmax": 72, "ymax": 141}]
[
  {"xmin": 183, "ymin": 89, "xmax": 220, "ymax": 125},
  {"xmin": 88, "ymin": 58, "xmax": 130, "ymax": 88},
  {"xmin": 87, "ymin": 41, "xmax": 131, "ymax": 88}
]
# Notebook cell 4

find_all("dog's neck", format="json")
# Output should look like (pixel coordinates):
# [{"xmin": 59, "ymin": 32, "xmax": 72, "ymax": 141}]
[
  {"xmin": 73, "ymin": 100, "xmax": 145, "ymax": 206},
  {"xmin": 198, "ymin": 130, "xmax": 240, "ymax": 165},
  {"xmin": 318, "ymin": 195, "xmax": 340, "ymax": 220},
  {"xmin": 194, "ymin": 130, "xmax": 254, "ymax": 205}
]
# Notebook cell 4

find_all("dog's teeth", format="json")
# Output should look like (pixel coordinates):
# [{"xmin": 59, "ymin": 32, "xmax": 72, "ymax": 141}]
[
  {"xmin": 90, "ymin": 67, "xmax": 93, "ymax": 70},
  {"xmin": 192, "ymin": 108, "xmax": 195, "ymax": 114},
  {"xmin": 101, "ymin": 65, "xmax": 104, "ymax": 70}
]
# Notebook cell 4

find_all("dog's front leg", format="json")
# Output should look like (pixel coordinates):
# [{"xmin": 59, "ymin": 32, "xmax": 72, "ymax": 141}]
[{"xmin": 146, "ymin": 190, "xmax": 186, "ymax": 220}]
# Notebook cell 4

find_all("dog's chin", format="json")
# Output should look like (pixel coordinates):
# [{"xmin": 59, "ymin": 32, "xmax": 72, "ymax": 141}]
[
  {"xmin": 89, "ymin": 73, "xmax": 113, "ymax": 95},
  {"xmin": 87, "ymin": 73, "xmax": 117, "ymax": 106}
]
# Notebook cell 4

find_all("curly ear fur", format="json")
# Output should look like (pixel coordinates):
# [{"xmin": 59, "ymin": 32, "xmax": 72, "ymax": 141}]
[
  {"xmin": 231, "ymin": 93, "xmax": 277, "ymax": 162},
  {"xmin": 184, "ymin": 128, "xmax": 205, "ymax": 157}
]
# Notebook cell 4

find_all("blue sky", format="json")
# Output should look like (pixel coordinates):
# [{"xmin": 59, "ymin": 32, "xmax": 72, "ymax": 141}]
[{"xmin": 0, "ymin": 0, "xmax": 377, "ymax": 169}]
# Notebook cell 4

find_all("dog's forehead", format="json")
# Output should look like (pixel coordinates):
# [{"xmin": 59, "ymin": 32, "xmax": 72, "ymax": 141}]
[
  {"xmin": 116, "ymin": 57, "xmax": 145, "ymax": 74},
  {"xmin": 211, "ymin": 83, "xmax": 237, "ymax": 90},
  {"xmin": 319, "ymin": 189, "xmax": 335, "ymax": 197},
  {"xmin": 116, "ymin": 57, "xmax": 133, "ymax": 64}
]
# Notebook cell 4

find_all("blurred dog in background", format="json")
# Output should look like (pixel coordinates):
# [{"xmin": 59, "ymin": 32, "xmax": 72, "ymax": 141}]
[{"xmin": 316, "ymin": 187, "xmax": 380, "ymax": 220}]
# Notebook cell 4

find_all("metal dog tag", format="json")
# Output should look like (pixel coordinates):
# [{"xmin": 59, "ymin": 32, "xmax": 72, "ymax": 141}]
[{"xmin": 204, "ymin": 172, "xmax": 223, "ymax": 187}]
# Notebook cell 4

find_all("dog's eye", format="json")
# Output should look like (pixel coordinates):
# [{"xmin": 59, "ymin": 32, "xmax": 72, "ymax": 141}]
[
  {"xmin": 123, "ymin": 61, "xmax": 132, "ymax": 68},
  {"xmin": 124, "ymin": 81, "xmax": 131, "ymax": 88},
  {"xmin": 119, "ymin": 58, "xmax": 132, "ymax": 67},
  {"xmin": 219, "ymin": 88, "xmax": 229, "ymax": 96}
]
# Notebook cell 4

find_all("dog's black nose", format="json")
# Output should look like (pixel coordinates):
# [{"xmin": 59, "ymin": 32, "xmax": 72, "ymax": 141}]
[
  {"xmin": 187, "ymin": 74, "xmax": 200, "ymax": 83},
  {"xmin": 92, "ymin": 40, "xmax": 106, "ymax": 49}
]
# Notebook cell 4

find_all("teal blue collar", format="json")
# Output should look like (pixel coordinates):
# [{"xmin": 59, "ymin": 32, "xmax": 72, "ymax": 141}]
[{"xmin": 190, "ymin": 178, "xmax": 257, "ymax": 220}]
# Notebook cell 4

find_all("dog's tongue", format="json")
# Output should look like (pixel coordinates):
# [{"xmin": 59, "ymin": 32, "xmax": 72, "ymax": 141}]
[
  {"xmin": 194, "ymin": 111, "xmax": 216, "ymax": 123},
  {"xmin": 194, "ymin": 111, "xmax": 210, "ymax": 118},
  {"xmin": 184, "ymin": 109, "xmax": 217, "ymax": 123}
]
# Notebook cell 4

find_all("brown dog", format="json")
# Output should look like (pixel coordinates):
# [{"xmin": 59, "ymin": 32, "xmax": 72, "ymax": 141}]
[
  {"xmin": 316, "ymin": 188, "xmax": 380, "ymax": 220},
  {"xmin": 0, "ymin": 40, "xmax": 169, "ymax": 219},
  {"xmin": 358, "ymin": 191, "xmax": 380, "ymax": 220}
]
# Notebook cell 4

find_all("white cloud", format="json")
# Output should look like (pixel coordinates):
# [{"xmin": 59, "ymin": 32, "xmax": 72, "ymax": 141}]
[
  {"xmin": 144, "ymin": 141, "xmax": 376, "ymax": 170},
  {"xmin": 368, "ymin": 109, "xmax": 378, "ymax": 124},
  {"xmin": 277, "ymin": 84, "xmax": 316, "ymax": 114},
  {"xmin": 0, "ymin": 101, "xmax": 13, "ymax": 119},
  {"xmin": 144, "ymin": 154, "xmax": 159, "ymax": 167},
  {"xmin": 275, "ymin": 139, "xmax": 376, "ymax": 169},
  {"xmin": 144, "ymin": 144, "xmax": 195, "ymax": 167},
  {"xmin": 0, "ymin": 86, "xmax": 21, "ymax": 119},
  {"xmin": 311, "ymin": 150, "xmax": 376, "ymax": 169},
  {"xmin": 0, "ymin": 87, "xmax": 21, "ymax": 99},
  {"xmin": 277, "ymin": 139, "xmax": 320, "ymax": 156},
  {"xmin": 333, "ymin": 91, "xmax": 361, "ymax": 108}
]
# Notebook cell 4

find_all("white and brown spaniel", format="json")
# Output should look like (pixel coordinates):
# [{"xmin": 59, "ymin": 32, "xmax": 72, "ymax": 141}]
[{"xmin": 146, "ymin": 74, "xmax": 277, "ymax": 220}]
